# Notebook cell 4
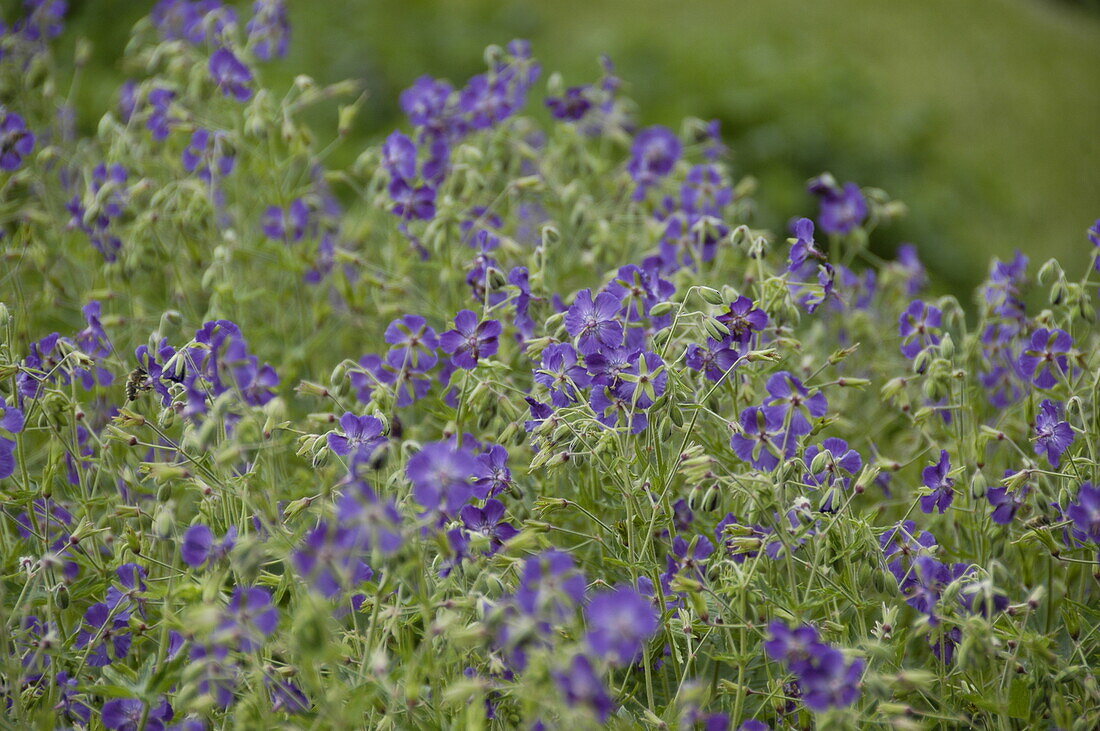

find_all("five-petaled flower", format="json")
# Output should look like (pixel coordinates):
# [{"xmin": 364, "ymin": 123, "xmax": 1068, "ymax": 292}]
[
  {"xmin": 1018, "ymin": 328, "xmax": 1073, "ymax": 389},
  {"xmin": 209, "ymin": 48, "xmax": 254, "ymax": 102},
  {"xmin": 564, "ymin": 289, "xmax": 624, "ymax": 355},
  {"xmin": 920, "ymin": 450, "xmax": 956, "ymax": 514},
  {"xmin": 1033, "ymin": 399, "xmax": 1074, "ymax": 467},
  {"xmin": 440, "ymin": 310, "xmax": 502, "ymax": 369}
]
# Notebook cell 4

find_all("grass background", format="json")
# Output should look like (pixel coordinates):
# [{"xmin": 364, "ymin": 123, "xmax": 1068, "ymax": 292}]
[{"xmin": 49, "ymin": 0, "xmax": 1100, "ymax": 292}]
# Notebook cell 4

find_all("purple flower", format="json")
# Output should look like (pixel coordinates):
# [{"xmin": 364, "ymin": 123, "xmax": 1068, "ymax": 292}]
[
  {"xmin": 896, "ymin": 244, "xmax": 928, "ymax": 295},
  {"xmin": 553, "ymin": 655, "xmax": 614, "ymax": 722},
  {"xmin": 0, "ymin": 111, "xmax": 36, "ymax": 171},
  {"xmin": 765, "ymin": 621, "xmax": 863, "ymax": 711},
  {"xmin": 458, "ymin": 74, "xmax": 517, "ymax": 131},
  {"xmin": 564, "ymin": 289, "xmax": 623, "ymax": 355},
  {"xmin": 336, "ymin": 479, "xmax": 403, "ymax": 554},
  {"xmin": 605, "ymin": 263, "xmax": 676, "ymax": 325},
  {"xmin": 803, "ymin": 438, "xmax": 862, "ymax": 512},
  {"xmin": 55, "ymin": 671, "xmax": 91, "ymax": 726},
  {"xmin": 513, "ymin": 549, "xmax": 587, "ymax": 618},
  {"xmin": 101, "ymin": 697, "xmax": 173, "ymax": 731},
  {"xmin": 0, "ymin": 402, "xmax": 25, "ymax": 479},
  {"xmin": 262, "ymin": 198, "xmax": 310, "ymax": 243},
  {"xmin": 584, "ymin": 344, "xmax": 633, "ymax": 388},
  {"xmin": 716, "ymin": 295, "xmax": 768, "ymax": 344},
  {"xmin": 406, "ymin": 441, "xmax": 478, "ymax": 514},
  {"xmin": 987, "ymin": 474, "xmax": 1030, "ymax": 525},
  {"xmin": 545, "ymin": 86, "xmax": 592, "ymax": 121},
  {"xmin": 190, "ymin": 643, "xmax": 238, "ymax": 708},
  {"xmin": 389, "ymin": 178, "xmax": 437, "ymax": 221},
  {"xmin": 764, "ymin": 371, "xmax": 828, "ymax": 437},
  {"xmin": 328, "ymin": 413, "xmax": 386, "ymax": 462},
  {"xmin": 799, "ymin": 647, "xmax": 865, "ymax": 711},
  {"xmin": 181, "ymin": 523, "xmax": 235, "ymax": 569},
  {"xmin": 764, "ymin": 621, "xmax": 821, "ymax": 668},
  {"xmin": 585, "ymin": 585, "xmax": 659, "ymax": 665},
  {"xmin": 268, "ymin": 677, "xmax": 310, "ymax": 714},
  {"xmin": 788, "ymin": 218, "xmax": 824, "ymax": 273},
  {"xmin": 898, "ymin": 300, "xmax": 943, "ymax": 360},
  {"xmin": 590, "ymin": 384, "xmax": 650, "ymax": 434},
  {"xmin": 119, "ymin": 80, "xmax": 139, "ymax": 122},
  {"xmin": 384, "ymin": 315, "xmax": 439, "ymax": 372},
  {"xmin": 880, "ymin": 520, "xmax": 937, "ymax": 562},
  {"xmin": 247, "ymin": 0, "xmax": 290, "ymax": 61},
  {"xmin": 834, "ymin": 265, "xmax": 877, "ymax": 311},
  {"xmin": 460, "ymin": 499, "xmax": 519, "ymax": 552},
  {"xmin": 472, "ymin": 444, "xmax": 513, "ymax": 498},
  {"xmin": 1034, "ymin": 399, "xmax": 1074, "ymax": 467},
  {"xmin": 181, "ymin": 524, "xmax": 214, "ymax": 567},
  {"xmin": 663, "ymin": 534, "xmax": 715, "ymax": 595},
  {"xmin": 154, "ymin": 0, "xmax": 237, "ymax": 44},
  {"xmin": 293, "ymin": 521, "xmax": 374, "ymax": 598},
  {"xmin": 13, "ymin": 0, "xmax": 68, "ymax": 44},
  {"xmin": 74, "ymin": 602, "xmax": 132, "ymax": 667},
  {"xmin": 650, "ymin": 209, "xmax": 727, "ymax": 272},
  {"xmin": 686, "ymin": 337, "xmax": 743, "ymax": 383},
  {"xmin": 209, "ymin": 48, "xmax": 253, "ymax": 102},
  {"xmin": 106, "ymin": 563, "xmax": 149, "ymax": 620},
  {"xmin": 524, "ymin": 396, "xmax": 555, "ymax": 434},
  {"xmin": 629, "ymin": 125, "xmax": 681, "ymax": 199},
  {"xmin": 382, "ymin": 131, "xmax": 418, "ymax": 180},
  {"xmin": 1066, "ymin": 482, "xmax": 1100, "ymax": 544},
  {"xmin": 1018, "ymin": 328, "xmax": 1073, "ymax": 389},
  {"xmin": 534, "ymin": 343, "xmax": 590, "ymax": 407},
  {"xmin": 899, "ymin": 556, "xmax": 968, "ymax": 620},
  {"xmin": 348, "ymin": 353, "xmax": 396, "ymax": 403},
  {"xmin": 881, "ymin": 519, "xmax": 940, "ymax": 586},
  {"xmin": 439, "ymin": 310, "xmax": 501, "ymax": 369},
  {"xmin": 983, "ymin": 251, "xmax": 1029, "ymax": 319},
  {"xmin": 785, "ymin": 218, "xmax": 836, "ymax": 311},
  {"xmin": 1090, "ymin": 219, "xmax": 1100, "ymax": 271},
  {"xmin": 682, "ymin": 164, "xmax": 732, "ymax": 216},
  {"xmin": 215, "ymin": 587, "xmax": 279, "ymax": 652},
  {"xmin": 920, "ymin": 450, "xmax": 955, "ymax": 514},
  {"xmin": 145, "ymin": 87, "xmax": 176, "ymax": 140},
  {"xmin": 715, "ymin": 513, "xmax": 771, "ymax": 563},
  {"xmin": 67, "ymin": 163, "xmax": 129, "ymax": 261},
  {"xmin": 400, "ymin": 75, "xmax": 454, "ymax": 133},
  {"xmin": 809, "ymin": 176, "xmax": 867, "ymax": 235},
  {"xmin": 183, "ymin": 129, "xmax": 235, "ymax": 182},
  {"xmin": 730, "ymin": 406, "xmax": 796, "ymax": 472},
  {"xmin": 979, "ymin": 323, "xmax": 1026, "ymax": 408},
  {"xmin": 929, "ymin": 625, "xmax": 963, "ymax": 664},
  {"xmin": 508, "ymin": 266, "xmax": 536, "ymax": 339}
]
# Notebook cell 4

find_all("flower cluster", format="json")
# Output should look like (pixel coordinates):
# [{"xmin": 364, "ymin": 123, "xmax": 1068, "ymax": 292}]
[
  {"xmin": 1, "ymin": 3, "xmax": 1098, "ymax": 728},
  {"xmin": 765, "ymin": 621, "xmax": 864, "ymax": 711}
]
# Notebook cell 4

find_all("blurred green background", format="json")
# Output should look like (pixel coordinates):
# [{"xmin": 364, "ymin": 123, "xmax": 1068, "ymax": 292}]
[{"xmin": 52, "ymin": 0, "xmax": 1100, "ymax": 292}]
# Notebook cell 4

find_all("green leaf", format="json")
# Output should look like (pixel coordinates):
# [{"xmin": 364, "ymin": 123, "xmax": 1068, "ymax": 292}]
[{"xmin": 1007, "ymin": 678, "xmax": 1031, "ymax": 720}]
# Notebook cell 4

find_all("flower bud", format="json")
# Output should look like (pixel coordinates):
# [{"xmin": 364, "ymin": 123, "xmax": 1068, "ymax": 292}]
[
  {"xmin": 1050, "ymin": 278, "xmax": 1068, "ymax": 306},
  {"xmin": 734, "ymin": 176, "xmax": 757, "ymax": 198},
  {"xmin": 912, "ymin": 349, "xmax": 931, "ymax": 375},
  {"xmin": 697, "ymin": 286, "xmax": 725, "ymax": 306},
  {"xmin": 703, "ymin": 318, "xmax": 730, "ymax": 342},
  {"xmin": 284, "ymin": 496, "xmax": 315, "ymax": 520},
  {"xmin": 809, "ymin": 450, "xmax": 830, "ymax": 475},
  {"xmin": 970, "ymin": 471, "xmax": 987, "ymax": 499},
  {"xmin": 1036, "ymin": 258, "xmax": 1061, "ymax": 284},
  {"xmin": 938, "ymin": 332, "xmax": 955, "ymax": 359},
  {"xmin": 649, "ymin": 301, "xmax": 678, "ymax": 318}
]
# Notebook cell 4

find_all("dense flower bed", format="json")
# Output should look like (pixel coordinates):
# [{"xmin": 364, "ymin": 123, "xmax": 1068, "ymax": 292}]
[{"xmin": 1, "ymin": 1, "xmax": 1099, "ymax": 728}]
